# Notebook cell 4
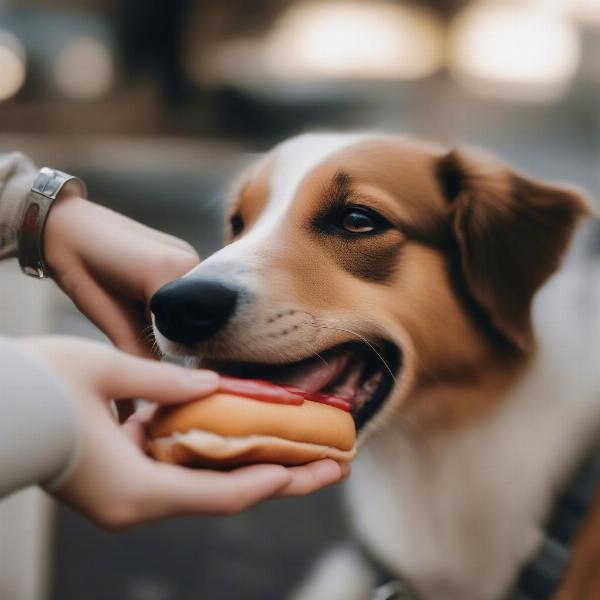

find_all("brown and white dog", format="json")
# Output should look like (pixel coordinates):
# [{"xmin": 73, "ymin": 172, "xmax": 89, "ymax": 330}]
[{"xmin": 151, "ymin": 133, "xmax": 600, "ymax": 600}]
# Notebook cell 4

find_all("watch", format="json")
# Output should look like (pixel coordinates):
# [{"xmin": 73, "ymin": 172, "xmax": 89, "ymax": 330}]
[{"xmin": 17, "ymin": 167, "xmax": 86, "ymax": 278}]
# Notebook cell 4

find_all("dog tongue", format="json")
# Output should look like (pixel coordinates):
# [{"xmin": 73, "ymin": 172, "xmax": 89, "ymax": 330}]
[{"xmin": 279, "ymin": 351, "xmax": 351, "ymax": 394}]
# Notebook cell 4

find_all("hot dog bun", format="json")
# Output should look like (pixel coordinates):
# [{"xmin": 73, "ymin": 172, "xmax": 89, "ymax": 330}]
[{"xmin": 148, "ymin": 392, "xmax": 356, "ymax": 468}]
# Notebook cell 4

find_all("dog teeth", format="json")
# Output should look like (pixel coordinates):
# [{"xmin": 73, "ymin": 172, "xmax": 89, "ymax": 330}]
[
  {"xmin": 353, "ymin": 392, "xmax": 366, "ymax": 408},
  {"xmin": 363, "ymin": 371, "xmax": 382, "ymax": 396},
  {"xmin": 362, "ymin": 371, "xmax": 383, "ymax": 401},
  {"xmin": 351, "ymin": 371, "xmax": 384, "ymax": 412}
]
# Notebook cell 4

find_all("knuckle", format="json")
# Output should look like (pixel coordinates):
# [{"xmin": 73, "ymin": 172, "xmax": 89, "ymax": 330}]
[
  {"xmin": 158, "ymin": 249, "xmax": 198, "ymax": 278},
  {"xmin": 94, "ymin": 503, "xmax": 136, "ymax": 531},
  {"xmin": 292, "ymin": 476, "xmax": 316, "ymax": 497},
  {"xmin": 179, "ymin": 253, "xmax": 200, "ymax": 274},
  {"xmin": 141, "ymin": 360, "xmax": 180, "ymax": 387},
  {"xmin": 219, "ymin": 493, "xmax": 245, "ymax": 516},
  {"xmin": 296, "ymin": 484, "xmax": 314, "ymax": 497},
  {"xmin": 180, "ymin": 242, "xmax": 199, "ymax": 261}
]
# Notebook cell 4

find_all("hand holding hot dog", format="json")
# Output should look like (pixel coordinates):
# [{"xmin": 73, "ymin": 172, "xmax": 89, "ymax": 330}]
[{"xmin": 16, "ymin": 337, "xmax": 349, "ymax": 529}]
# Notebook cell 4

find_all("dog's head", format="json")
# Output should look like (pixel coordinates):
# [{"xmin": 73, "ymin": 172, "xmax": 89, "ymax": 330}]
[{"xmin": 152, "ymin": 133, "xmax": 588, "ymax": 438}]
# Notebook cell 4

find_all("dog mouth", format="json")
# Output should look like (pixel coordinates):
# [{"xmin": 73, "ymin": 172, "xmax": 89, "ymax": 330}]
[{"xmin": 201, "ymin": 341, "xmax": 401, "ymax": 430}]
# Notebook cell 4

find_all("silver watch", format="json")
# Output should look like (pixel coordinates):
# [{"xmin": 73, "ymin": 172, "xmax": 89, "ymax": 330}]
[{"xmin": 17, "ymin": 167, "xmax": 87, "ymax": 278}]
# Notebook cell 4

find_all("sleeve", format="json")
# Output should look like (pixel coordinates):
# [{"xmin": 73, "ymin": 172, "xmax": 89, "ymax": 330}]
[
  {"xmin": 0, "ymin": 152, "xmax": 37, "ymax": 260},
  {"xmin": 0, "ymin": 337, "xmax": 81, "ymax": 498}
]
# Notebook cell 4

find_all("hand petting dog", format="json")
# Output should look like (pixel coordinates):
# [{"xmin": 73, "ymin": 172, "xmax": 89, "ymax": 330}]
[{"xmin": 44, "ymin": 191, "xmax": 200, "ymax": 359}]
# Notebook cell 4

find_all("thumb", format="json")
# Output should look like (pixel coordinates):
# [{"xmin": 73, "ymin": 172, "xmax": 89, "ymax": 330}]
[{"xmin": 99, "ymin": 353, "xmax": 219, "ymax": 404}]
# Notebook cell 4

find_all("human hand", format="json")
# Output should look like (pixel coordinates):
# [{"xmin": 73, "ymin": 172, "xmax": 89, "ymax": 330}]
[
  {"xmin": 44, "ymin": 192, "xmax": 199, "ymax": 359},
  {"xmin": 17, "ymin": 337, "xmax": 349, "ymax": 530}
]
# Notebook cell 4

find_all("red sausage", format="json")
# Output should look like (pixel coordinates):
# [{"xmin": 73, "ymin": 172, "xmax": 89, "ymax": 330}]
[{"xmin": 219, "ymin": 377, "xmax": 351, "ymax": 412}]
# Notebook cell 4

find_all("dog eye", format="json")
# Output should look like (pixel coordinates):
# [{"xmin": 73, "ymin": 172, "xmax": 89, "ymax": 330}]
[
  {"xmin": 230, "ymin": 214, "xmax": 244, "ymax": 236},
  {"xmin": 340, "ymin": 208, "xmax": 380, "ymax": 234}
]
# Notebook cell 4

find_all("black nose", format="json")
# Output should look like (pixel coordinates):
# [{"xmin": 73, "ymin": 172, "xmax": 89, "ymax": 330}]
[{"xmin": 150, "ymin": 278, "xmax": 238, "ymax": 345}]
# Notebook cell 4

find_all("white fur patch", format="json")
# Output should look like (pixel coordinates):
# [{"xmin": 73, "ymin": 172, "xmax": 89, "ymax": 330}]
[
  {"xmin": 199, "ymin": 133, "xmax": 366, "ymax": 268},
  {"xmin": 153, "ymin": 133, "xmax": 366, "ymax": 358}
]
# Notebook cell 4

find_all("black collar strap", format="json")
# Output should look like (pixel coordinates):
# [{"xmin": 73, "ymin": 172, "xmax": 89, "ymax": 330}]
[{"xmin": 359, "ymin": 447, "xmax": 600, "ymax": 600}]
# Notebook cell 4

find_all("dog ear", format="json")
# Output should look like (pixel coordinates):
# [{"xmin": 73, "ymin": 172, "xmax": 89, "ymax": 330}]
[{"xmin": 437, "ymin": 149, "xmax": 589, "ymax": 351}]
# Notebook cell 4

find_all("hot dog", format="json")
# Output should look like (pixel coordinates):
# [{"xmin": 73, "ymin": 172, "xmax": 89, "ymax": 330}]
[{"xmin": 148, "ymin": 378, "xmax": 356, "ymax": 468}]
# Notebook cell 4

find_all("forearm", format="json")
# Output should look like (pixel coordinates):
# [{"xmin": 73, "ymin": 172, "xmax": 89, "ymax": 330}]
[
  {"xmin": 0, "ymin": 337, "xmax": 80, "ymax": 497},
  {"xmin": 0, "ymin": 152, "xmax": 37, "ymax": 260}
]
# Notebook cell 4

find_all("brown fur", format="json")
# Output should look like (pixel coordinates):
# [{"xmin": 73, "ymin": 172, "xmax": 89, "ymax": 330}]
[
  {"xmin": 227, "ymin": 156, "xmax": 273, "ymax": 238},
  {"xmin": 439, "ymin": 149, "xmax": 589, "ymax": 351},
  {"xmin": 229, "ymin": 135, "xmax": 595, "ymax": 593},
  {"xmin": 230, "ymin": 137, "xmax": 587, "ymax": 432}
]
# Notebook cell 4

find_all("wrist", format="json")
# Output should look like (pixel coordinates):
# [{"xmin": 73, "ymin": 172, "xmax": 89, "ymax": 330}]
[
  {"xmin": 17, "ymin": 168, "xmax": 86, "ymax": 278},
  {"xmin": 42, "ymin": 192, "xmax": 88, "ymax": 277}
]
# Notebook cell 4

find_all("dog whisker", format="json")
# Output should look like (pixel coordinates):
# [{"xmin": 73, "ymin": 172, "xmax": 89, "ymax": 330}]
[
  {"xmin": 140, "ymin": 324, "xmax": 164, "ymax": 358},
  {"xmin": 354, "ymin": 315, "xmax": 451, "ymax": 395},
  {"xmin": 300, "ymin": 312, "xmax": 452, "ymax": 405},
  {"xmin": 304, "ymin": 321, "xmax": 397, "ymax": 384},
  {"xmin": 295, "ymin": 338, "xmax": 331, "ymax": 368}
]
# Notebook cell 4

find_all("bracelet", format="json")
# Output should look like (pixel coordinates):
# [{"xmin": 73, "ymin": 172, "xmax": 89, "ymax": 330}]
[{"xmin": 17, "ymin": 167, "xmax": 86, "ymax": 278}]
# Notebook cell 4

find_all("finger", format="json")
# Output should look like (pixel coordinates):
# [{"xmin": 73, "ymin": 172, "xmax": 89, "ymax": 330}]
[
  {"xmin": 140, "ymin": 227, "xmax": 199, "ymax": 256},
  {"xmin": 81, "ymin": 226, "xmax": 199, "ymax": 302},
  {"xmin": 339, "ymin": 462, "xmax": 352, "ymax": 480},
  {"xmin": 142, "ymin": 463, "xmax": 292, "ymax": 517},
  {"xmin": 51, "ymin": 200, "xmax": 199, "ymax": 307},
  {"xmin": 59, "ymin": 269, "xmax": 154, "ymax": 359},
  {"xmin": 126, "ymin": 403, "xmax": 159, "ymax": 425},
  {"xmin": 275, "ymin": 460, "xmax": 344, "ymax": 497},
  {"xmin": 121, "ymin": 419, "xmax": 147, "ymax": 449},
  {"xmin": 98, "ymin": 353, "xmax": 219, "ymax": 403},
  {"xmin": 90, "ymin": 204, "xmax": 198, "ymax": 255},
  {"xmin": 121, "ymin": 403, "xmax": 158, "ymax": 439}
]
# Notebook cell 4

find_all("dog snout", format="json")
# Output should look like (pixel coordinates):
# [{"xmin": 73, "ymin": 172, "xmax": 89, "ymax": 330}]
[{"xmin": 150, "ymin": 278, "xmax": 238, "ymax": 345}]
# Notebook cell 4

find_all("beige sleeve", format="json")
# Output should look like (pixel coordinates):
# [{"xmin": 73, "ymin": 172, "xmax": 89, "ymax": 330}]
[
  {"xmin": 0, "ymin": 337, "xmax": 80, "ymax": 497},
  {"xmin": 0, "ymin": 152, "xmax": 37, "ymax": 260}
]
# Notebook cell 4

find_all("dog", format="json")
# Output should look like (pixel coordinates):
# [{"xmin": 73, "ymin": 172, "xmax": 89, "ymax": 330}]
[{"xmin": 151, "ymin": 133, "xmax": 600, "ymax": 600}]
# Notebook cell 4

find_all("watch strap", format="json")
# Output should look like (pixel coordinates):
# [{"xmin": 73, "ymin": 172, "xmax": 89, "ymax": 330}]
[{"xmin": 17, "ymin": 167, "xmax": 86, "ymax": 278}]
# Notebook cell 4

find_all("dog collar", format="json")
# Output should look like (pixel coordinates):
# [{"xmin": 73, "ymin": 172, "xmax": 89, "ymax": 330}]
[{"xmin": 359, "ymin": 446, "xmax": 600, "ymax": 600}]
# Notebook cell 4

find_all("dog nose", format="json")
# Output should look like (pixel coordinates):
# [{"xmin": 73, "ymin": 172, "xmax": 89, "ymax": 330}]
[{"xmin": 150, "ymin": 278, "xmax": 238, "ymax": 345}]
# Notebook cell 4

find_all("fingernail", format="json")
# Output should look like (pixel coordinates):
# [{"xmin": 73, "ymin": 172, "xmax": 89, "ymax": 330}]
[
  {"xmin": 188, "ymin": 370, "xmax": 219, "ymax": 386},
  {"xmin": 339, "ymin": 462, "xmax": 351, "ymax": 478}
]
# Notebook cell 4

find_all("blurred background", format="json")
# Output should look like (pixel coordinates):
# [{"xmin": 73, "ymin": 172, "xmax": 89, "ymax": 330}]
[{"xmin": 0, "ymin": 0, "xmax": 598, "ymax": 599}]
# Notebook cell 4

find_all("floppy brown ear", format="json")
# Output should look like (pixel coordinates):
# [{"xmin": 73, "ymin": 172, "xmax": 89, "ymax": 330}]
[{"xmin": 437, "ymin": 149, "xmax": 589, "ymax": 351}]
